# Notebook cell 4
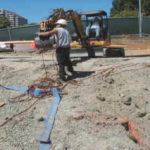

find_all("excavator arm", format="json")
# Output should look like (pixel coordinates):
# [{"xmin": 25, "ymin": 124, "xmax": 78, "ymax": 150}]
[
  {"xmin": 36, "ymin": 8, "xmax": 89, "ymax": 48},
  {"xmin": 66, "ymin": 10, "xmax": 87, "ymax": 46},
  {"xmin": 34, "ymin": 9, "xmax": 124, "ymax": 58},
  {"xmin": 35, "ymin": 8, "xmax": 98, "ymax": 57}
]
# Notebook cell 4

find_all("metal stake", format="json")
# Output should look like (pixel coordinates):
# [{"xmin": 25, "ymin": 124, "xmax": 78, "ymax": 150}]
[{"xmin": 139, "ymin": 0, "xmax": 142, "ymax": 37}]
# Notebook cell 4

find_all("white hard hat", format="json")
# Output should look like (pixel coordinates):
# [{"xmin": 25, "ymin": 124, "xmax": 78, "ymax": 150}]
[{"xmin": 56, "ymin": 19, "xmax": 67, "ymax": 26}]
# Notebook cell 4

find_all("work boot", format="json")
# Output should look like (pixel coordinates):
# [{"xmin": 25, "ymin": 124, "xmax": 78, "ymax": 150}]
[
  {"xmin": 67, "ymin": 67, "xmax": 74, "ymax": 74},
  {"xmin": 70, "ymin": 71, "xmax": 78, "ymax": 77}
]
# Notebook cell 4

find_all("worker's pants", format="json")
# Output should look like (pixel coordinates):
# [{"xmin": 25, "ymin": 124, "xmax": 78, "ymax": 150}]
[
  {"xmin": 56, "ymin": 47, "xmax": 73, "ymax": 79},
  {"xmin": 86, "ymin": 27, "xmax": 100, "ymax": 37}
]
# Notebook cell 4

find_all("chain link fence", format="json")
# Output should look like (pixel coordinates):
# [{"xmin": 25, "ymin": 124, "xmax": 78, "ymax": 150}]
[{"xmin": 0, "ymin": 17, "xmax": 150, "ymax": 41}]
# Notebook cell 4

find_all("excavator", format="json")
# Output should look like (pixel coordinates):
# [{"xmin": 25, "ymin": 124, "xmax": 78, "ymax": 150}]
[{"xmin": 35, "ymin": 8, "xmax": 124, "ymax": 57}]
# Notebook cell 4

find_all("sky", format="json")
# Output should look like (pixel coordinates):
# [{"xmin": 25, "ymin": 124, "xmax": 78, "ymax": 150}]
[{"xmin": 0, "ymin": 0, "xmax": 113, "ymax": 23}]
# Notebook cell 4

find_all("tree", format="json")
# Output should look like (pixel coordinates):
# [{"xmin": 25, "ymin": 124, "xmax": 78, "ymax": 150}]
[
  {"xmin": 110, "ymin": 0, "xmax": 150, "ymax": 17},
  {"xmin": 29, "ymin": 22, "xmax": 38, "ymax": 25},
  {"xmin": 18, "ymin": 22, "xmax": 38, "ymax": 27},
  {"xmin": 0, "ymin": 16, "xmax": 10, "ymax": 29},
  {"xmin": 142, "ymin": 0, "xmax": 150, "ymax": 16}
]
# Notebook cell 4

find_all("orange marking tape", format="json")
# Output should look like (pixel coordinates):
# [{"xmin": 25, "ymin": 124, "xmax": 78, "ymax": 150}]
[{"xmin": 120, "ymin": 116, "xmax": 150, "ymax": 150}]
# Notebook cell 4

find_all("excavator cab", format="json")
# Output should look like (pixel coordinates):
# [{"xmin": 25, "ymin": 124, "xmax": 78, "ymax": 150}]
[{"xmin": 80, "ymin": 10, "xmax": 109, "ymax": 41}]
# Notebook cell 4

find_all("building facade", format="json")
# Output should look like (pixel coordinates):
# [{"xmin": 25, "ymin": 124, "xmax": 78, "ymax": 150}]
[{"xmin": 0, "ymin": 9, "xmax": 28, "ymax": 27}]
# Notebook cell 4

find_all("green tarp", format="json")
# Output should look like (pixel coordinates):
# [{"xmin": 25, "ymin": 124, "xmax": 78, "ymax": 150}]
[{"xmin": 0, "ymin": 17, "xmax": 150, "ymax": 41}]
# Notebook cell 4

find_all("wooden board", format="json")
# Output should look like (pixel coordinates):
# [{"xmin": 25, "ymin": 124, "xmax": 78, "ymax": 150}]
[{"xmin": 104, "ymin": 44, "xmax": 127, "ymax": 48}]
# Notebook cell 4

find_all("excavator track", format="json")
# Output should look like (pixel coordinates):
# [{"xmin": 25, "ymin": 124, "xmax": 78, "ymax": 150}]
[
  {"xmin": 70, "ymin": 47, "xmax": 104, "ymax": 57},
  {"xmin": 70, "ymin": 47, "xmax": 125, "ymax": 58}
]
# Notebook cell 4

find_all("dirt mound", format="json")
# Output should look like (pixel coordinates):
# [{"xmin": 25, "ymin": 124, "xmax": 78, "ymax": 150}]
[{"xmin": 0, "ymin": 52, "xmax": 150, "ymax": 150}]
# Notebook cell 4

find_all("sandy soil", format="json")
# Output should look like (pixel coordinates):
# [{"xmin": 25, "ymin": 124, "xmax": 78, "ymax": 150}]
[
  {"xmin": 0, "ymin": 51, "xmax": 150, "ymax": 150},
  {"xmin": 112, "ymin": 35, "xmax": 150, "ymax": 50}
]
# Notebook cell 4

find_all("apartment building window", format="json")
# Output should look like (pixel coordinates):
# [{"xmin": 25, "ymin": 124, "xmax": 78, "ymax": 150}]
[{"xmin": 0, "ymin": 9, "xmax": 28, "ymax": 27}]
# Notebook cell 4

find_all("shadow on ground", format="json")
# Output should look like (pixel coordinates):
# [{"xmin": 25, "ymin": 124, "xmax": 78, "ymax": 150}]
[{"xmin": 71, "ymin": 58, "xmax": 89, "ymax": 66}]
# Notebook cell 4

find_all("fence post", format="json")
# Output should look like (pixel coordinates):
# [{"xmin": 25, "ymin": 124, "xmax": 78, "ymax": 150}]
[
  {"xmin": 7, "ymin": 27, "xmax": 12, "ymax": 41},
  {"xmin": 139, "ymin": 0, "xmax": 142, "ymax": 37}
]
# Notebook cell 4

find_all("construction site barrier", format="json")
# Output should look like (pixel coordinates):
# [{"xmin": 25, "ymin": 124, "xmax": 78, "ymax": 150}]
[
  {"xmin": 0, "ymin": 25, "xmax": 40, "ymax": 41},
  {"xmin": 0, "ymin": 17, "xmax": 150, "ymax": 41}
]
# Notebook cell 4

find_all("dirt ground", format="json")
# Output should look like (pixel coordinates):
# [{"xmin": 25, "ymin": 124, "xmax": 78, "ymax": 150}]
[
  {"xmin": 0, "ymin": 48, "xmax": 150, "ymax": 150},
  {"xmin": 112, "ymin": 35, "xmax": 150, "ymax": 50}
]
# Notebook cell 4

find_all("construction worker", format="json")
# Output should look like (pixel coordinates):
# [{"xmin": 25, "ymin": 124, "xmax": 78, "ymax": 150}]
[
  {"xmin": 86, "ymin": 17, "xmax": 100, "ymax": 38},
  {"xmin": 38, "ymin": 19, "xmax": 74, "ymax": 81}
]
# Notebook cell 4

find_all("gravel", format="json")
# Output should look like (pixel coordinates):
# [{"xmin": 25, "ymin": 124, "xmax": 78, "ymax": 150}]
[{"xmin": 0, "ymin": 52, "xmax": 150, "ymax": 150}]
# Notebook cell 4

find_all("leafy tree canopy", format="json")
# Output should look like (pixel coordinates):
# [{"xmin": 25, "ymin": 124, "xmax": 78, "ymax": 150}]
[
  {"xmin": 29, "ymin": 22, "xmax": 38, "ymax": 25},
  {"xmin": 0, "ymin": 16, "xmax": 10, "ymax": 29},
  {"xmin": 111, "ymin": 0, "xmax": 150, "ymax": 17}
]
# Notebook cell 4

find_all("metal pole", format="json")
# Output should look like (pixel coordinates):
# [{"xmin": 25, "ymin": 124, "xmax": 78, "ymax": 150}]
[
  {"xmin": 139, "ymin": 0, "xmax": 142, "ymax": 37},
  {"xmin": 7, "ymin": 27, "xmax": 12, "ymax": 41}
]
